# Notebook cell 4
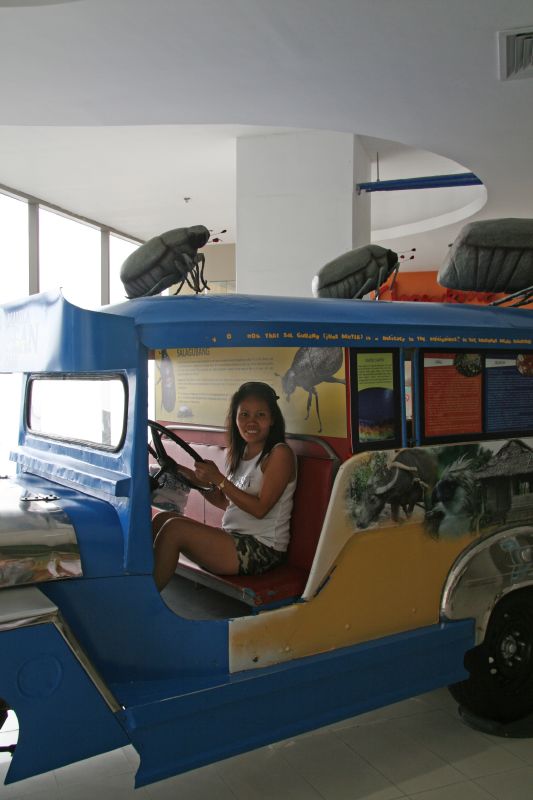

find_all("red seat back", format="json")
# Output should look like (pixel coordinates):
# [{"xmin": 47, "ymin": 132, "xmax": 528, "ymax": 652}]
[
  {"xmin": 151, "ymin": 429, "xmax": 337, "ymax": 593},
  {"xmin": 286, "ymin": 455, "xmax": 335, "ymax": 571}
]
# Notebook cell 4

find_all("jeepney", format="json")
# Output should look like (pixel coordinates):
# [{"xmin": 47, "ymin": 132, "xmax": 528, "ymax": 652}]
[{"xmin": 2, "ymin": 290, "xmax": 533, "ymax": 787}]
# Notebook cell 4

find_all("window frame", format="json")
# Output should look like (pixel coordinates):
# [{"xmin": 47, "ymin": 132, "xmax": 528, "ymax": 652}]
[{"xmin": 25, "ymin": 372, "xmax": 129, "ymax": 453}]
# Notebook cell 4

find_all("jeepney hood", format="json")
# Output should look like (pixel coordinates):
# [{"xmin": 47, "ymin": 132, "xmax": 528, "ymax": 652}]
[{"xmin": 0, "ymin": 478, "xmax": 81, "ymax": 589}]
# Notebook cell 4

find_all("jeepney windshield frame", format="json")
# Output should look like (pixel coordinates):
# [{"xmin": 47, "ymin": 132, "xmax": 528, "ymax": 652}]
[{"xmin": 25, "ymin": 372, "xmax": 129, "ymax": 453}]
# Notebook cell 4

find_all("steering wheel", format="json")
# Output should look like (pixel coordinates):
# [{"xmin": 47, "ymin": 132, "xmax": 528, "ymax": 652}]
[{"xmin": 147, "ymin": 419, "xmax": 212, "ymax": 492}]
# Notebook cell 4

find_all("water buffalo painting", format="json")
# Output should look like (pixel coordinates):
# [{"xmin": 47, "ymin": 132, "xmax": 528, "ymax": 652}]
[
  {"xmin": 348, "ymin": 438, "xmax": 533, "ymax": 539},
  {"xmin": 350, "ymin": 448, "xmax": 438, "ymax": 529}
]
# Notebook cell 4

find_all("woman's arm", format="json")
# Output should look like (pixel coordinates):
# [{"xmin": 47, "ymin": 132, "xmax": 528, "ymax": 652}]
[
  {"xmin": 175, "ymin": 463, "xmax": 228, "ymax": 509},
  {"xmin": 204, "ymin": 485, "xmax": 229, "ymax": 510},
  {"xmin": 194, "ymin": 445, "xmax": 295, "ymax": 519}
]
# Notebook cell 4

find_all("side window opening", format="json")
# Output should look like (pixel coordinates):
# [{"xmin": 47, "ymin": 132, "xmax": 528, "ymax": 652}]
[{"xmin": 27, "ymin": 375, "xmax": 127, "ymax": 451}]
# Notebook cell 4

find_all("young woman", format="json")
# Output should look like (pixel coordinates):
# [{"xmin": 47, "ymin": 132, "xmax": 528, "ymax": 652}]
[{"xmin": 153, "ymin": 382, "xmax": 297, "ymax": 590}]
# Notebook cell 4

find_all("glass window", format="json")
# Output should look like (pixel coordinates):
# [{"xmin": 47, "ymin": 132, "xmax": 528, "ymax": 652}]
[
  {"xmin": 39, "ymin": 208, "xmax": 101, "ymax": 309},
  {"xmin": 0, "ymin": 193, "xmax": 29, "ymax": 303},
  {"xmin": 109, "ymin": 234, "xmax": 140, "ymax": 304},
  {"xmin": 350, "ymin": 350, "xmax": 401, "ymax": 450},
  {"xmin": 28, "ymin": 376, "xmax": 126, "ymax": 449}
]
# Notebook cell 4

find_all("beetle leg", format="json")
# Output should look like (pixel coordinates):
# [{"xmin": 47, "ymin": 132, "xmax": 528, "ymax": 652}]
[
  {"xmin": 305, "ymin": 390, "xmax": 313, "ymax": 420},
  {"xmin": 374, "ymin": 265, "xmax": 389, "ymax": 299},
  {"xmin": 313, "ymin": 387, "xmax": 323, "ymax": 433},
  {"xmin": 172, "ymin": 278, "xmax": 186, "ymax": 295},
  {"xmin": 184, "ymin": 269, "xmax": 199, "ymax": 292},
  {"xmin": 197, "ymin": 253, "xmax": 209, "ymax": 291},
  {"xmin": 354, "ymin": 276, "xmax": 376, "ymax": 299}
]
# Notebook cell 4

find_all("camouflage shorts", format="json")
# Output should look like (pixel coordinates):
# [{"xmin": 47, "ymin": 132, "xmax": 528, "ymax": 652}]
[{"xmin": 229, "ymin": 533, "xmax": 286, "ymax": 576}]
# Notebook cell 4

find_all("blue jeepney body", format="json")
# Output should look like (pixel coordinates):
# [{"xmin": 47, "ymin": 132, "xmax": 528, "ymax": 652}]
[{"xmin": 3, "ymin": 290, "xmax": 533, "ymax": 787}]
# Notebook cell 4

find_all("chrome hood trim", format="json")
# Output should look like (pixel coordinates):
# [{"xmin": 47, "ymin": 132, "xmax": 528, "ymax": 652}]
[{"xmin": 0, "ymin": 480, "xmax": 81, "ymax": 588}]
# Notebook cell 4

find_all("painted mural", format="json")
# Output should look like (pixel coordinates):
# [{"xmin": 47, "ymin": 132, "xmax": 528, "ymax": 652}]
[{"xmin": 347, "ymin": 438, "xmax": 533, "ymax": 540}]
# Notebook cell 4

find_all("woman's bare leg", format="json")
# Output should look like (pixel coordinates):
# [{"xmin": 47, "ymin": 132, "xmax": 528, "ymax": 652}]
[
  {"xmin": 153, "ymin": 517, "xmax": 239, "ymax": 591},
  {"xmin": 152, "ymin": 510, "xmax": 181, "ymax": 541}
]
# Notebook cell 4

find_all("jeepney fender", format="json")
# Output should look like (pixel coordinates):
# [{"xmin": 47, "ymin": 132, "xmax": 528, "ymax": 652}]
[
  {"xmin": 0, "ymin": 586, "xmax": 128, "ymax": 785},
  {"xmin": 440, "ymin": 526, "xmax": 533, "ymax": 645}
]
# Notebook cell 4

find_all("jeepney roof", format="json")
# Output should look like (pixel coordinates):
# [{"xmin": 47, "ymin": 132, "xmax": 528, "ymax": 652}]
[
  {"xmin": 103, "ymin": 293, "xmax": 533, "ymax": 350},
  {"xmin": 2, "ymin": 292, "xmax": 533, "ymax": 374}
]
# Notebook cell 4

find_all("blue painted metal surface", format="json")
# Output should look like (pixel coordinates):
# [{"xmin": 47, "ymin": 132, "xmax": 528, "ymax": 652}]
[
  {"xmin": 102, "ymin": 293, "xmax": 533, "ymax": 351},
  {"xmin": 14, "ymin": 474, "xmax": 126, "ymax": 578},
  {"xmin": 0, "ymin": 292, "xmax": 138, "ymax": 373},
  {"xmin": 42, "ymin": 576, "xmax": 230, "ymax": 683},
  {"xmin": 2, "ymin": 293, "xmax": 533, "ymax": 374},
  {"xmin": 117, "ymin": 619, "xmax": 474, "ymax": 788},
  {"xmin": 2, "ymin": 623, "xmax": 128, "ymax": 784},
  {"xmin": 357, "ymin": 172, "xmax": 483, "ymax": 192}
]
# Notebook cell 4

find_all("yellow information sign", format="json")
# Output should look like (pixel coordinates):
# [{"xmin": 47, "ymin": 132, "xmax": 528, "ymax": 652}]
[
  {"xmin": 356, "ymin": 353, "xmax": 394, "ymax": 391},
  {"xmin": 155, "ymin": 347, "xmax": 347, "ymax": 438}
]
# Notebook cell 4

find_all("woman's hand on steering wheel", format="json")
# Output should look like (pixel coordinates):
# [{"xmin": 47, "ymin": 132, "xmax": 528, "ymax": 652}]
[
  {"xmin": 194, "ymin": 460, "xmax": 224, "ymax": 488},
  {"xmin": 147, "ymin": 420, "xmax": 213, "ymax": 492}
]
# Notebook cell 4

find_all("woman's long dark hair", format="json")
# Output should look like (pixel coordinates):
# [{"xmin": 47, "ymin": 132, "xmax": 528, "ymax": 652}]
[{"xmin": 226, "ymin": 382, "xmax": 286, "ymax": 474}]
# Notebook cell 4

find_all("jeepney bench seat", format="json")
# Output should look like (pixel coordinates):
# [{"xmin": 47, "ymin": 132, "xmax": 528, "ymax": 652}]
[{"xmin": 155, "ymin": 433, "xmax": 337, "ymax": 608}]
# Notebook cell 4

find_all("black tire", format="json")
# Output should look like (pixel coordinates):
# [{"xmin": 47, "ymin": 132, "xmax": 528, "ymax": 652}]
[{"xmin": 449, "ymin": 590, "xmax": 533, "ymax": 723}]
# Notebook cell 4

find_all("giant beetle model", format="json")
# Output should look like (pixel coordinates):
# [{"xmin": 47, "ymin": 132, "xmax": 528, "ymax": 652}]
[{"xmin": 3, "ymin": 291, "xmax": 533, "ymax": 788}]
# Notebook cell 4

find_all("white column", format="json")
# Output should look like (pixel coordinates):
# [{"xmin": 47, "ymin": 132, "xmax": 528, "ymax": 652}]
[{"xmin": 236, "ymin": 131, "xmax": 370, "ymax": 297}]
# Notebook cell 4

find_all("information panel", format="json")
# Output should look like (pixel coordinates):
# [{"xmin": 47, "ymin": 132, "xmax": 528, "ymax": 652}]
[
  {"xmin": 356, "ymin": 352, "xmax": 396, "ymax": 443},
  {"xmin": 155, "ymin": 346, "xmax": 347, "ymax": 438},
  {"xmin": 423, "ymin": 353, "xmax": 482, "ymax": 438},
  {"xmin": 486, "ymin": 355, "xmax": 533, "ymax": 433}
]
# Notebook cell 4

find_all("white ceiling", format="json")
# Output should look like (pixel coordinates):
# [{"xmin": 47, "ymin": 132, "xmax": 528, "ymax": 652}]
[{"xmin": 0, "ymin": 0, "xmax": 532, "ymax": 271}]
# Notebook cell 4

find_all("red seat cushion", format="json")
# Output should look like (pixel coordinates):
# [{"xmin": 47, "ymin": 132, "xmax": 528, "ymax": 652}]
[{"xmin": 176, "ymin": 557, "xmax": 308, "ymax": 607}]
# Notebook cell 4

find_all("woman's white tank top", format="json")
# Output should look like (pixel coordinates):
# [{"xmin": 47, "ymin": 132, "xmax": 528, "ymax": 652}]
[{"xmin": 221, "ymin": 444, "xmax": 297, "ymax": 551}]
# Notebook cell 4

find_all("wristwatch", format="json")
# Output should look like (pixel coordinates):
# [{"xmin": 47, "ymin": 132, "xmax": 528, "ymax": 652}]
[{"xmin": 218, "ymin": 478, "xmax": 226, "ymax": 491}]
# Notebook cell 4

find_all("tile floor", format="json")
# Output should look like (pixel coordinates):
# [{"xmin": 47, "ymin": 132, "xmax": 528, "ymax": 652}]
[{"xmin": 2, "ymin": 688, "xmax": 533, "ymax": 799}]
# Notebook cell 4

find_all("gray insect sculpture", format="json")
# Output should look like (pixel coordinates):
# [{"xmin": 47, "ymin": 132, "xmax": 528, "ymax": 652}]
[
  {"xmin": 278, "ymin": 347, "xmax": 345, "ymax": 432},
  {"xmin": 312, "ymin": 244, "xmax": 399, "ymax": 299},
  {"xmin": 120, "ymin": 225, "xmax": 210, "ymax": 298},
  {"xmin": 438, "ymin": 218, "xmax": 533, "ymax": 305}
]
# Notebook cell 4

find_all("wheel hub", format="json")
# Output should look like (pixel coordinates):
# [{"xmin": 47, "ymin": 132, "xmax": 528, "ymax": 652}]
[
  {"xmin": 492, "ymin": 614, "xmax": 532, "ymax": 685},
  {"xmin": 500, "ymin": 633, "xmax": 521, "ymax": 664}
]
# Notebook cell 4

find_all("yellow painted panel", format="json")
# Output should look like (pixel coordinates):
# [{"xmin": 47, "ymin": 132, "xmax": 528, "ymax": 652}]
[
  {"xmin": 231, "ymin": 435, "xmax": 533, "ymax": 672},
  {"xmin": 230, "ymin": 523, "xmax": 473, "ymax": 672}
]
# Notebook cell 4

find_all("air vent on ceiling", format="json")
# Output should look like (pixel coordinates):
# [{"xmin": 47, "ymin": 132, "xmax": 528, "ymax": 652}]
[{"xmin": 498, "ymin": 27, "xmax": 533, "ymax": 80}]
